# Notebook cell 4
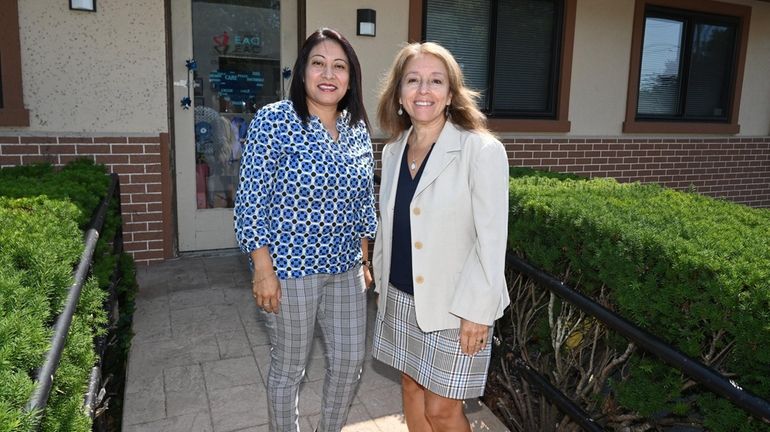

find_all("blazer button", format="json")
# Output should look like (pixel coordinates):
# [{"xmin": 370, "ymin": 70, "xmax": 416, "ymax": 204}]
[
  {"xmin": 415, "ymin": 275, "xmax": 424, "ymax": 284},
  {"xmin": 414, "ymin": 241, "xmax": 423, "ymax": 250},
  {"xmin": 412, "ymin": 207, "xmax": 421, "ymax": 216}
]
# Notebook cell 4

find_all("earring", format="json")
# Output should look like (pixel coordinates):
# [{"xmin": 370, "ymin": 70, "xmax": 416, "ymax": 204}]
[
  {"xmin": 397, "ymin": 104, "xmax": 403, "ymax": 116},
  {"xmin": 445, "ymin": 104, "xmax": 450, "ymax": 117}
]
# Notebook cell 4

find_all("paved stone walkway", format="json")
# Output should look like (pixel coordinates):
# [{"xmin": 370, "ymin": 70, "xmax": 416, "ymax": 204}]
[{"xmin": 122, "ymin": 252, "xmax": 509, "ymax": 432}]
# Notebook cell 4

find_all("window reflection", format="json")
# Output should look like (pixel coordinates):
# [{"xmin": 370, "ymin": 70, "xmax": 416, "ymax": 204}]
[
  {"xmin": 192, "ymin": 0, "xmax": 281, "ymax": 209},
  {"xmin": 636, "ymin": 8, "xmax": 738, "ymax": 122},
  {"xmin": 638, "ymin": 17, "xmax": 683, "ymax": 116}
]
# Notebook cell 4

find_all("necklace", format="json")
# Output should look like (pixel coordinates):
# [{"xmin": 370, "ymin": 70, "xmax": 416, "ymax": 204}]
[{"xmin": 408, "ymin": 142, "xmax": 436, "ymax": 171}]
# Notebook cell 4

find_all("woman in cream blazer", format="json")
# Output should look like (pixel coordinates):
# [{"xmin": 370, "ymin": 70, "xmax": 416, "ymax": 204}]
[
  {"xmin": 371, "ymin": 42, "xmax": 510, "ymax": 432},
  {"xmin": 373, "ymin": 120, "xmax": 510, "ymax": 331}
]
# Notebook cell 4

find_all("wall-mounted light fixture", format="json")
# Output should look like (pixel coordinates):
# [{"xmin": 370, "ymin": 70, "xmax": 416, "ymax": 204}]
[
  {"xmin": 356, "ymin": 9, "xmax": 376, "ymax": 37},
  {"xmin": 70, "ymin": 0, "xmax": 96, "ymax": 12}
]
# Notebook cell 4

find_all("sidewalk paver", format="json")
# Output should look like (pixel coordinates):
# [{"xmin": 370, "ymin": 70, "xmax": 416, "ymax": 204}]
[{"xmin": 123, "ymin": 253, "xmax": 510, "ymax": 432}]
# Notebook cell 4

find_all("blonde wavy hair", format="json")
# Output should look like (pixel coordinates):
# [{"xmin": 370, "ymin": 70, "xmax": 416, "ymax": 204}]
[{"xmin": 377, "ymin": 42, "xmax": 488, "ymax": 142}]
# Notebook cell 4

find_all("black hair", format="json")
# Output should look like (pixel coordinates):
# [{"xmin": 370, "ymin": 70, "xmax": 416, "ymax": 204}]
[{"xmin": 289, "ymin": 28, "xmax": 370, "ymax": 129}]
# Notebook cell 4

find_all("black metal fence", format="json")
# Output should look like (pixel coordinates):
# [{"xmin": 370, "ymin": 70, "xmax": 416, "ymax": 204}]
[
  {"xmin": 25, "ymin": 174, "xmax": 123, "ymax": 429},
  {"xmin": 505, "ymin": 253, "xmax": 770, "ymax": 430}
]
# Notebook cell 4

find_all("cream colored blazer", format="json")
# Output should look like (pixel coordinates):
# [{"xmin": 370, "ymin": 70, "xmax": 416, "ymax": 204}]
[{"xmin": 373, "ymin": 121, "xmax": 511, "ymax": 332}]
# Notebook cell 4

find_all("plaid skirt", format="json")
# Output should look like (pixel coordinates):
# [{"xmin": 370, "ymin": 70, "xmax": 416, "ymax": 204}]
[{"xmin": 372, "ymin": 285, "xmax": 493, "ymax": 399}]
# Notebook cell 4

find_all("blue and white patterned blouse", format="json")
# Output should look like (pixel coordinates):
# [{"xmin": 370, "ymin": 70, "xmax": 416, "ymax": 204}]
[{"xmin": 234, "ymin": 100, "xmax": 377, "ymax": 280}]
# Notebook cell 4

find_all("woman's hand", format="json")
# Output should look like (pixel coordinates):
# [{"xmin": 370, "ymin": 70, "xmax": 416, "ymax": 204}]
[
  {"xmin": 252, "ymin": 271, "xmax": 281, "ymax": 314},
  {"xmin": 361, "ymin": 238, "xmax": 373, "ymax": 290},
  {"xmin": 250, "ymin": 246, "xmax": 280, "ymax": 314},
  {"xmin": 459, "ymin": 319, "xmax": 490, "ymax": 356}
]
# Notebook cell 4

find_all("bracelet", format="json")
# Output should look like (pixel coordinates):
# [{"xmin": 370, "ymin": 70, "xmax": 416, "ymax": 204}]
[{"xmin": 361, "ymin": 259, "xmax": 371, "ymax": 268}]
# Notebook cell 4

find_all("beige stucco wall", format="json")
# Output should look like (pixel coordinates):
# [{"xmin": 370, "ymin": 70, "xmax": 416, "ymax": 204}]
[
  {"xmin": 569, "ymin": 0, "xmax": 770, "ymax": 136},
  {"xmin": 306, "ymin": 0, "xmax": 409, "ymax": 135},
  {"xmin": 7, "ymin": 0, "xmax": 767, "ymax": 137},
  {"xmin": 736, "ymin": 0, "xmax": 770, "ymax": 136},
  {"xmin": 306, "ymin": 0, "xmax": 769, "ymax": 137},
  {"xmin": 14, "ymin": 0, "xmax": 168, "ymax": 134},
  {"xmin": 568, "ymin": 0, "xmax": 635, "ymax": 136}
]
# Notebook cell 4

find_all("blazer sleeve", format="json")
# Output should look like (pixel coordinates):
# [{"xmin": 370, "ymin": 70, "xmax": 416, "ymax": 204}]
[
  {"xmin": 449, "ymin": 134, "xmax": 510, "ymax": 325},
  {"xmin": 372, "ymin": 142, "xmax": 391, "ymax": 295},
  {"xmin": 372, "ymin": 217, "xmax": 384, "ymax": 294}
]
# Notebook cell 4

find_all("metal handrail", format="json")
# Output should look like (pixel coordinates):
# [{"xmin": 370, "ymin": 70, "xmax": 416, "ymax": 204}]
[
  {"xmin": 25, "ymin": 174, "xmax": 119, "ymax": 422},
  {"xmin": 84, "ymin": 252, "xmax": 122, "ymax": 422},
  {"xmin": 513, "ymin": 359, "xmax": 604, "ymax": 432},
  {"xmin": 506, "ymin": 253, "xmax": 770, "ymax": 426},
  {"xmin": 84, "ymin": 176, "xmax": 123, "ymax": 424}
]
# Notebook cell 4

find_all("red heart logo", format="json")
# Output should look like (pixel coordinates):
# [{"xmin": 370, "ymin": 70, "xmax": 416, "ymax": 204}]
[{"xmin": 213, "ymin": 32, "xmax": 229, "ymax": 48}]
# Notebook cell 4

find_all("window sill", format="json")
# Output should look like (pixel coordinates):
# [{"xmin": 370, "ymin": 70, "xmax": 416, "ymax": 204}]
[
  {"xmin": 622, "ymin": 120, "xmax": 739, "ymax": 135},
  {"xmin": 0, "ymin": 108, "xmax": 30, "ymax": 127},
  {"xmin": 488, "ymin": 118, "xmax": 571, "ymax": 133}
]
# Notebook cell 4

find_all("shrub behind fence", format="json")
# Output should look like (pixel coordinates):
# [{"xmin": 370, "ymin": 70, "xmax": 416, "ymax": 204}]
[
  {"xmin": 0, "ymin": 160, "xmax": 129, "ymax": 431},
  {"xmin": 501, "ymin": 172, "xmax": 770, "ymax": 431}
]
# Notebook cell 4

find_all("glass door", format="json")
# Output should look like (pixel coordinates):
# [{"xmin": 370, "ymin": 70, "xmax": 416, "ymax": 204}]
[
  {"xmin": 172, "ymin": 0, "xmax": 293, "ymax": 251},
  {"xmin": 192, "ymin": 0, "xmax": 280, "ymax": 210}
]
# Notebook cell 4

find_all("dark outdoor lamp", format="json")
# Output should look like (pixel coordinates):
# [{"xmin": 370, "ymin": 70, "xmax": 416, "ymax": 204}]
[
  {"xmin": 70, "ymin": 0, "xmax": 96, "ymax": 12},
  {"xmin": 357, "ymin": 9, "xmax": 376, "ymax": 37}
]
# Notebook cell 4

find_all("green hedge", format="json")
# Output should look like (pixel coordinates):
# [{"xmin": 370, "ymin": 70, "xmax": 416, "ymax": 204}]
[
  {"xmin": 507, "ymin": 173, "xmax": 770, "ymax": 430},
  {"xmin": 0, "ymin": 160, "xmax": 110, "ymax": 227},
  {"xmin": 0, "ymin": 160, "xmax": 126, "ymax": 431}
]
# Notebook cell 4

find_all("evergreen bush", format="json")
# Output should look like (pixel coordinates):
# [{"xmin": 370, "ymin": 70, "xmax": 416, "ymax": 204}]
[
  {"xmin": 0, "ymin": 160, "xmax": 131, "ymax": 431},
  {"xmin": 505, "ymin": 174, "xmax": 770, "ymax": 430}
]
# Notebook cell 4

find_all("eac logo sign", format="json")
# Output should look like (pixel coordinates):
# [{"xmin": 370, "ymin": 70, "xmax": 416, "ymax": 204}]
[{"xmin": 213, "ymin": 31, "xmax": 262, "ymax": 55}]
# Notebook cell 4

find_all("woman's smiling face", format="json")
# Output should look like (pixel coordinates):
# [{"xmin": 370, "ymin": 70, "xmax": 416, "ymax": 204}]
[
  {"xmin": 304, "ymin": 40, "xmax": 350, "ymax": 112},
  {"xmin": 399, "ymin": 53, "xmax": 452, "ymax": 128}
]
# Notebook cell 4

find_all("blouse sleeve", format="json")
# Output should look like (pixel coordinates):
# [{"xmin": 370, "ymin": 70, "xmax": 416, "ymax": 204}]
[
  {"xmin": 233, "ymin": 108, "xmax": 281, "ymax": 253},
  {"xmin": 359, "ymin": 126, "xmax": 378, "ymax": 239}
]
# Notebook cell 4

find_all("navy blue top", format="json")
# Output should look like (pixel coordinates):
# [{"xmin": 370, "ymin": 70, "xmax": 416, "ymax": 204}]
[{"xmin": 389, "ymin": 143, "xmax": 435, "ymax": 295}]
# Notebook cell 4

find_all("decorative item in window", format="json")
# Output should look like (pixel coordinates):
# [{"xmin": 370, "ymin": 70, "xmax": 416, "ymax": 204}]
[
  {"xmin": 209, "ymin": 70, "xmax": 264, "ymax": 111},
  {"xmin": 181, "ymin": 58, "xmax": 197, "ymax": 110},
  {"xmin": 281, "ymin": 67, "xmax": 292, "ymax": 99}
]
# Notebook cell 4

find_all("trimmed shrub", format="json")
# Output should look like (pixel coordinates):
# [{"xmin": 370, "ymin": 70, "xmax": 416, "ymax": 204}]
[
  {"xmin": 0, "ymin": 160, "xmax": 129, "ymax": 431},
  {"xmin": 509, "ymin": 166, "xmax": 583, "ymax": 181},
  {"xmin": 0, "ymin": 160, "xmax": 110, "ymax": 228},
  {"xmin": 504, "ymin": 174, "xmax": 770, "ymax": 430}
]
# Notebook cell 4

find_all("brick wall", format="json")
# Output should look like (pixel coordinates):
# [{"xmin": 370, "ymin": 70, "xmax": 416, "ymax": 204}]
[
  {"xmin": 374, "ymin": 136, "xmax": 770, "ymax": 208},
  {"xmin": 3, "ymin": 134, "xmax": 767, "ymax": 265},
  {"xmin": 0, "ymin": 134, "xmax": 172, "ymax": 265},
  {"xmin": 503, "ymin": 136, "xmax": 770, "ymax": 208}
]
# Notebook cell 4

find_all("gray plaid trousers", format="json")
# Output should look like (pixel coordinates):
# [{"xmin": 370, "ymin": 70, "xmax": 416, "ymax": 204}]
[{"xmin": 262, "ymin": 266, "xmax": 367, "ymax": 432}]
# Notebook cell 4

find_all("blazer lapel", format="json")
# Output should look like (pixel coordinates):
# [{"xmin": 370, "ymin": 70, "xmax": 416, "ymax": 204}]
[
  {"xmin": 382, "ymin": 130, "xmax": 409, "ymax": 214},
  {"xmin": 414, "ymin": 121, "xmax": 461, "ymax": 198}
]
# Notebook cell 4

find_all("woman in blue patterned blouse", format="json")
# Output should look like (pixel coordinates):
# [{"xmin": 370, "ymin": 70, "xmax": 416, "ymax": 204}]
[{"xmin": 233, "ymin": 28, "xmax": 377, "ymax": 432}]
